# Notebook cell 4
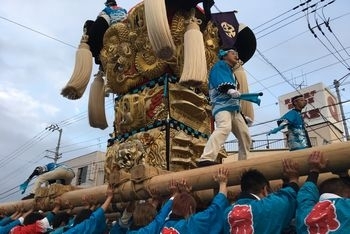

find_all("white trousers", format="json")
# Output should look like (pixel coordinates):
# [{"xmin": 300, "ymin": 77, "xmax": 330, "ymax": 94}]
[
  {"xmin": 200, "ymin": 110, "xmax": 251, "ymax": 161},
  {"xmin": 32, "ymin": 167, "xmax": 75, "ymax": 194}
]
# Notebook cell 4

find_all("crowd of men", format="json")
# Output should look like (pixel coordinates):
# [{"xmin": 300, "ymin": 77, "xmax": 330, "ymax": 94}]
[{"xmin": 1, "ymin": 151, "xmax": 349, "ymax": 233}]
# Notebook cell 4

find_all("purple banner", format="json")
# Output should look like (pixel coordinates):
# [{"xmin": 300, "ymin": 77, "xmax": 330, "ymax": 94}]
[{"xmin": 211, "ymin": 11, "xmax": 239, "ymax": 50}]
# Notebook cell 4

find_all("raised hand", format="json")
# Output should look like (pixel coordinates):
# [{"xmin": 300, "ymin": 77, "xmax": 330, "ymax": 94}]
[
  {"xmin": 177, "ymin": 179, "xmax": 192, "ymax": 193},
  {"xmin": 213, "ymin": 168, "xmax": 229, "ymax": 196},
  {"xmin": 282, "ymin": 159, "xmax": 299, "ymax": 183},
  {"xmin": 308, "ymin": 151, "xmax": 328, "ymax": 173},
  {"xmin": 168, "ymin": 179, "xmax": 179, "ymax": 196},
  {"xmin": 213, "ymin": 168, "xmax": 229, "ymax": 184}
]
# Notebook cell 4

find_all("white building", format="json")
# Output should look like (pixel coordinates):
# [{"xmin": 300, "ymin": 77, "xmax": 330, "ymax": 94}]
[{"xmin": 62, "ymin": 151, "xmax": 106, "ymax": 188}]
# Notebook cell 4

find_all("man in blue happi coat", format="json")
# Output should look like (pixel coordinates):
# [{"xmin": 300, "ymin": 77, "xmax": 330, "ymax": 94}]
[{"xmin": 268, "ymin": 94, "xmax": 312, "ymax": 151}]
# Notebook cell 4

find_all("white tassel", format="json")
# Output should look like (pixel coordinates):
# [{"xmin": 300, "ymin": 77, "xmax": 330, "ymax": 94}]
[
  {"xmin": 234, "ymin": 62, "xmax": 254, "ymax": 121},
  {"xmin": 179, "ymin": 17, "xmax": 207, "ymax": 87},
  {"xmin": 61, "ymin": 35, "xmax": 93, "ymax": 100},
  {"xmin": 88, "ymin": 71, "xmax": 108, "ymax": 129},
  {"xmin": 144, "ymin": 0, "xmax": 176, "ymax": 60}
]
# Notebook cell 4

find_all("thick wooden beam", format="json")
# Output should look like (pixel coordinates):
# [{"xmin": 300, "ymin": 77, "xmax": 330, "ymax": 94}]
[
  {"xmin": 142, "ymin": 142, "xmax": 350, "ymax": 197},
  {"xmin": 0, "ymin": 142, "xmax": 349, "ymax": 213}
]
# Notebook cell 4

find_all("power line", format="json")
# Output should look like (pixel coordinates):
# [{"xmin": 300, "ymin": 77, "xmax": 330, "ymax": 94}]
[
  {"xmin": 250, "ymin": 55, "xmax": 350, "ymax": 92},
  {"xmin": 303, "ymin": 1, "xmax": 350, "ymax": 70},
  {"xmin": 0, "ymin": 15, "xmax": 77, "ymax": 49},
  {"xmin": 58, "ymin": 99, "xmax": 114, "ymax": 127},
  {"xmin": 0, "ymin": 105, "xmax": 113, "ymax": 182},
  {"xmin": 61, "ymin": 141, "xmax": 108, "ymax": 155},
  {"xmin": 255, "ymin": 0, "xmax": 335, "ymax": 39},
  {"xmin": 261, "ymin": 12, "xmax": 350, "ymax": 53},
  {"xmin": 253, "ymin": 0, "xmax": 313, "ymax": 30},
  {"xmin": 318, "ymin": 4, "xmax": 350, "ymax": 59},
  {"xmin": 0, "ymin": 130, "xmax": 50, "ymax": 168}
]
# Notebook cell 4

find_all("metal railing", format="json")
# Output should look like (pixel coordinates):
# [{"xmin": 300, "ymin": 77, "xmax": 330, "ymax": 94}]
[{"xmin": 224, "ymin": 137, "xmax": 318, "ymax": 152}]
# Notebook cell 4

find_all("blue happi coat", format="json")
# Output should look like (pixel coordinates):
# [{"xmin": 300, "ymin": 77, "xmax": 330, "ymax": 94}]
[
  {"xmin": 209, "ymin": 60, "xmax": 240, "ymax": 117},
  {"xmin": 161, "ymin": 193, "xmax": 229, "ymax": 234},
  {"xmin": 296, "ymin": 181, "xmax": 350, "ymax": 234},
  {"xmin": 223, "ymin": 184, "xmax": 298, "ymax": 234},
  {"xmin": 269, "ymin": 108, "xmax": 311, "ymax": 151}
]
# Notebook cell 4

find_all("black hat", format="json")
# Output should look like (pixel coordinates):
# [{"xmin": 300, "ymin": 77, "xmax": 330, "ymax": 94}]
[
  {"xmin": 105, "ymin": 0, "xmax": 116, "ymax": 6},
  {"xmin": 233, "ymin": 23, "xmax": 257, "ymax": 64},
  {"xmin": 291, "ymin": 95, "xmax": 303, "ymax": 103}
]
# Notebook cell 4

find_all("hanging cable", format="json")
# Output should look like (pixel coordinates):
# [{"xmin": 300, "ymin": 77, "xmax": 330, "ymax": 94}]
[
  {"xmin": 0, "ymin": 16, "xmax": 76, "ymax": 49},
  {"xmin": 319, "ymin": 2, "xmax": 350, "ymax": 62},
  {"xmin": 256, "ymin": 0, "xmax": 333, "ymax": 39},
  {"xmin": 254, "ymin": 0, "xmax": 313, "ymax": 31},
  {"xmin": 301, "ymin": 0, "xmax": 350, "ymax": 70},
  {"xmin": 313, "ymin": 5, "xmax": 350, "ymax": 69}
]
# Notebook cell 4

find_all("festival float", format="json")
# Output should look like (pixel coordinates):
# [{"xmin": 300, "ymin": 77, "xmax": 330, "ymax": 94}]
[{"xmin": 1, "ymin": 0, "xmax": 349, "ymax": 213}]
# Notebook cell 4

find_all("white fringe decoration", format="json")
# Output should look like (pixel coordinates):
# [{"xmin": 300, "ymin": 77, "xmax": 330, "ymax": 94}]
[
  {"xmin": 88, "ymin": 71, "xmax": 108, "ymax": 129},
  {"xmin": 61, "ymin": 35, "xmax": 93, "ymax": 100},
  {"xmin": 144, "ymin": 0, "xmax": 176, "ymax": 60},
  {"xmin": 234, "ymin": 62, "xmax": 254, "ymax": 121},
  {"xmin": 179, "ymin": 15, "xmax": 207, "ymax": 87}
]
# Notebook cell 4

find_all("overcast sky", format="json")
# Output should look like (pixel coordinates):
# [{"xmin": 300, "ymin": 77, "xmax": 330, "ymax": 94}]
[{"xmin": 0, "ymin": 0, "xmax": 349, "ymax": 202}]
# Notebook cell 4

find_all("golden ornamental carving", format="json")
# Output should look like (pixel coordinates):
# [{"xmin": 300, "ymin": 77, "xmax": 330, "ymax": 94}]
[
  {"xmin": 168, "ymin": 11, "xmax": 187, "ymax": 77},
  {"xmin": 139, "ymin": 130, "xmax": 166, "ymax": 169},
  {"xmin": 101, "ymin": 3, "xmax": 171, "ymax": 95},
  {"xmin": 105, "ymin": 128, "xmax": 166, "ymax": 179},
  {"xmin": 201, "ymin": 21, "xmax": 220, "ymax": 95},
  {"xmin": 101, "ymin": 3, "xmax": 224, "ymax": 177},
  {"xmin": 134, "ymin": 42, "xmax": 168, "ymax": 79},
  {"xmin": 114, "ymin": 84, "xmax": 167, "ymax": 134},
  {"xmin": 115, "ymin": 92, "xmax": 147, "ymax": 133},
  {"xmin": 100, "ymin": 22, "xmax": 141, "ymax": 95},
  {"xmin": 203, "ymin": 21, "xmax": 220, "ymax": 72}
]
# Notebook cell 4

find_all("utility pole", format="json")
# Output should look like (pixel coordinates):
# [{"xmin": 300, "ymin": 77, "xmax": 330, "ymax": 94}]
[
  {"xmin": 333, "ymin": 79, "xmax": 350, "ymax": 141},
  {"xmin": 45, "ymin": 124, "xmax": 63, "ymax": 163}
]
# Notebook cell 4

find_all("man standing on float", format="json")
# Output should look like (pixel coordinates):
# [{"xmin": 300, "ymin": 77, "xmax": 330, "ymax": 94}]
[
  {"xmin": 197, "ymin": 49, "xmax": 252, "ymax": 167},
  {"xmin": 268, "ymin": 94, "xmax": 312, "ymax": 151}
]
